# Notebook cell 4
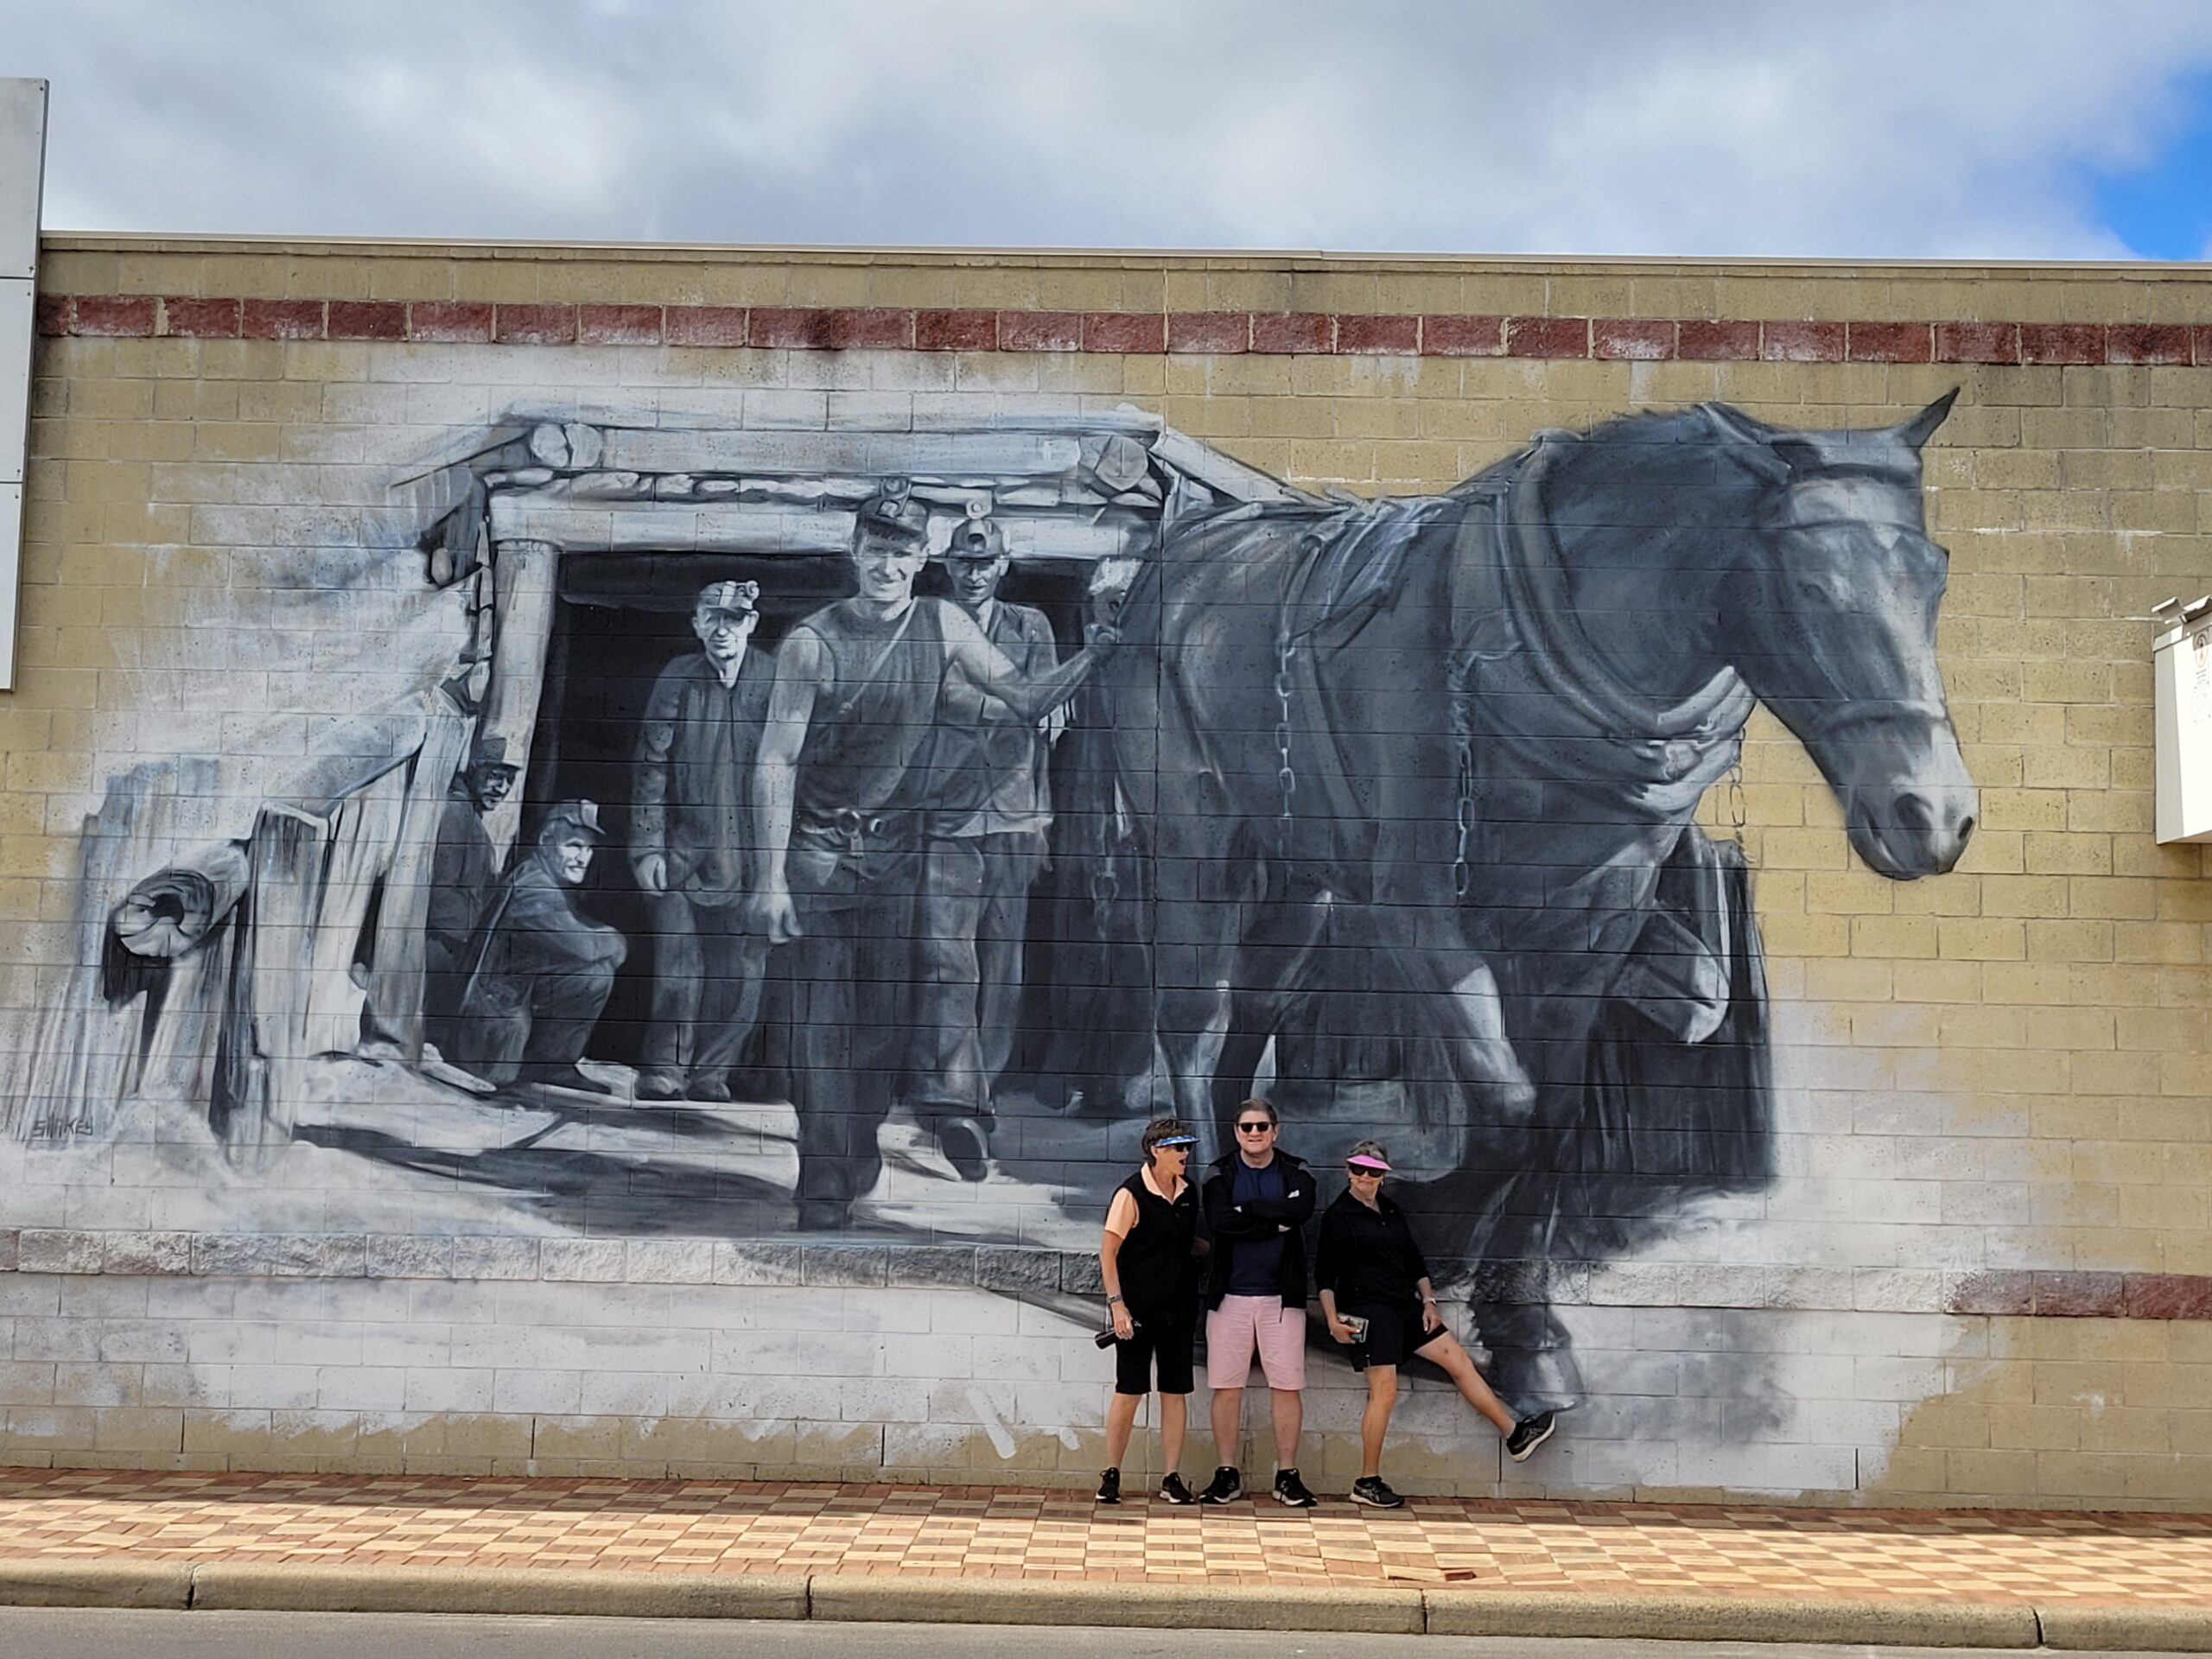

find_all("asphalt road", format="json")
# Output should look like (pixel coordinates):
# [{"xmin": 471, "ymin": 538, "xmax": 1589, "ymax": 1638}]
[{"xmin": 0, "ymin": 1611, "xmax": 2195, "ymax": 1659}]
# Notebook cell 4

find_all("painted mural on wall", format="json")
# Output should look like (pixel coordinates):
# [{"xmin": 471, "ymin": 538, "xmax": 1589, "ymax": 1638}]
[{"xmin": 3, "ymin": 394, "xmax": 1974, "ymax": 1414}]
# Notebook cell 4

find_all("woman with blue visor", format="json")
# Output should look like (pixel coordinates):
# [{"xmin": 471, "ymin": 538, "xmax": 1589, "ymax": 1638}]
[{"xmin": 1096, "ymin": 1117, "xmax": 1205, "ymax": 1504}]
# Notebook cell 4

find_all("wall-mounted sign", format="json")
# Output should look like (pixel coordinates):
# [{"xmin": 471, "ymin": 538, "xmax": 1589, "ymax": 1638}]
[{"xmin": 1, "ymin": 77, "xmax": 48, "ymax": 692}]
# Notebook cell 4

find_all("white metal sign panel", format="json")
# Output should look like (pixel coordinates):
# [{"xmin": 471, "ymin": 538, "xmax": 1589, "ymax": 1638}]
[
  {"xmin": 2155, "ymin": 615, "xmax": 2212, "ymax": 843},
  {"xmin": 0, "ymin": 278, "xmax": 29, "ymax": 482},
  {"xmin": 1, "ymin": 77, "xmax": 46, "ymax": 690},
  {"xmin": 0, "ymin": 79, "xmax": 45, "ymax": 281}
]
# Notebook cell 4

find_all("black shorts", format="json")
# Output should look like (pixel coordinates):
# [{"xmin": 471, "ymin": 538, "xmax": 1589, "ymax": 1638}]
[
  {"xmin": 1347, "ymin": 1302, "xmax": 1440, "ymax": 1369},
  {"xmin": 1114, "ymin": 1316, "xmax": 1196, "ymax": 1396}
]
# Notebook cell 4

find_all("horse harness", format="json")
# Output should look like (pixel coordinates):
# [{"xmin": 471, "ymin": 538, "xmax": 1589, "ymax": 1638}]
[{"xmin": 1268, "ymin": 435, "xmax": 1754, "ymax": 901}]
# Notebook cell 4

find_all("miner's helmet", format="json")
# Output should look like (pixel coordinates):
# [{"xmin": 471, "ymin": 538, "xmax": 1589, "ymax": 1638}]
[
  {"xmin": 944, "ymin": 516, "xmax": 1007, "ymax": 562},
  {"xmin": 539, "ymin": 799, "xmax": 606, "ymax": 845},
  {"xmin": 854, "ymin": 483, "xmax": 929, "ymax": 551},
  {"xmin": 695, "ymin": 579, "xmax": 760, "ymax": 619},
  {"xmin": 467, "ymin": 733, "xmax": 517, "ymax": 774}
]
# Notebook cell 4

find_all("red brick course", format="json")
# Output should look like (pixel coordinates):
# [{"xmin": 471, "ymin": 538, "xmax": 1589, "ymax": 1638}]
[
  {"xmin": 1421, "ymin": 315, "xmax": 1503, "ymax": 356},
  {"xmin": 1936, "ymin": 322, "xmax": 2019, "ymax": 365},
  {"xmin": 71, "ymin": 296, "xmax": 157, "ymax": 336},
  {"xmin": 578, "ymin": 304, "xmax": 662, "ymax": 346},
  {"xmin": 407, "ymin": 302, "xmax": 493, "ymax": 344},
  {"xmin": 327, "ymin": 300, "xmax": 406, "ymax": 340},
  {"xmin": 1593, "ymin": 319, "xmax": 1675, "ymax": 360},
  {"xmin": 997, "ymin": 311, "xmax": 1082, "ymax": 353},
  {"xmin": 1337, "ymin": 313, "xmax": 1420, "ymax": 354},
  {"xmin": 665, "ymin": 306, "xmax": 749, "ymax": 348},
  {"xmin": 493, "ymin": 304, "xmax": 579, "ymax": 346},
  {"xmin": 1166, "ymin": 311, "xmax": 1250, "ymax": 353},
  {"xmin": 1509, "ymin": 316, "xmax": 1589, "ymax": 358},
  {"xmin": 162, "ymin": 297, "xmax": 241, "ymax": 339},
  {"xmin": 241, "ymin": 299, "xmax": 327, "ymax": 340},
  {"xmin": 1082, "ymin": 312, "xmax": 1166, "ymax": 353},
  {"xmin": 2106, "ymin": 323, "xmax": 2191, "ymax": 365},
  {"xmin": 2019, "ymin": 323, "xmax": 2104, "ymax": 365},
  {"xmin": 1676, "ymin": 320, "xmax": 1759, "ymax": 361},
  {"xmin": 30, "ymin": 296, "xmax": 2212, "ymax": 371},
  {"xmin": 1761, "ymin": 321, "xmax": 1845, "ymax": 362},
  {"xmin": 1949, "ymin": 1268, "xmax": 2212, "ymax": 1320},
  {"xmin": 916, "ymin": 308, "xmax": 997, "ymax": 352},
  {"xmin": 1847, "ymin": 321, "xmax": 1932, "ymax": 364},
  {"xmin": 1251, "ymin": 312, "xmax": 1334, "ymax": 354}
]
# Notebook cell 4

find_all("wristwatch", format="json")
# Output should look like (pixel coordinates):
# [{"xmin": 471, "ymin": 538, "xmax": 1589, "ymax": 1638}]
[{"xmin": 1106, "ymin": 1294, "xmax": 1125, "ymax": 1306}]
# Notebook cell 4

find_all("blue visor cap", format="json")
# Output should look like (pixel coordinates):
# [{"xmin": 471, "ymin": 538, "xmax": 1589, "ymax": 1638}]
[{"xmin": 1151, "ymin": 1134, "xmax": 1198, "ymax": 1148}]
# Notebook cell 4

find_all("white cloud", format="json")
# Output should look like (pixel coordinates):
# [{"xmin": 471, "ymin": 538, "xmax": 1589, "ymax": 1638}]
[{"xmin": 6, "ymin": 0, "xmax": 2211, "ymax": 257}]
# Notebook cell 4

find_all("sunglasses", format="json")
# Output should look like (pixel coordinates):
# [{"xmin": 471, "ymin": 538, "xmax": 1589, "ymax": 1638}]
[
  {"xmin": 1235, "ymin": 1121, "xmax": 1274, "ymax": 1133},
  {"xmin": 1345, "ymin": 1165, "xmax": 1386, "ymax": 1177}
]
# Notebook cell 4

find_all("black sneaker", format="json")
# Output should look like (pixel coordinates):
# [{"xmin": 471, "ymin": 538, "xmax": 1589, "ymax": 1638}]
[
  {"xmin": 1197, "ymin": 1465, "xmax": 1243, "ymax": 1504},
  {"xmin": 1157, "ymin": 1471, "xmax": 1196, "ymax": 1505},
  {"xmin": 1350, "ymin": 1475, "xmax": 1405, "ymax": 1509},
  {"xmin": 1506, "ymin": 1410, "xmax": 1557, "ymax": 1462},
  {"xmin": 1273, "ymin": 1467, "xmax": 1319, "ymax": 1508},
  {"xmin": 1095, "ymin": 1466, "xmax": 1121, "ymax": 1504}
]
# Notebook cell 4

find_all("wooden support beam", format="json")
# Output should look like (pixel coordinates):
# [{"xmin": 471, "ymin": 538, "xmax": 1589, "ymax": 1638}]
[
  {"xmin": 365, "ymin": 700, "xmax": 472, "ymax": 1060},
  {"xmin": 488, "ymin": 496, "xmax": 1147, "ymax": 563}
]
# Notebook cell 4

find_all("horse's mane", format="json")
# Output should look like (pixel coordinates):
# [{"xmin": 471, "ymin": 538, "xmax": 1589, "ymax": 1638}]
[
  {"xmin": 1570, "ymin": 403, "xmax": 1723, "ymax": 449},
  {"xmin": 1455, "ymin": 403, "xmax": 1731, "ymax": 499}
]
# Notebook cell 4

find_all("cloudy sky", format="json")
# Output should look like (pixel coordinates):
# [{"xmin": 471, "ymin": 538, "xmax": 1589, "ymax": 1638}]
[{"xmin": 5, "ymin": 0, "xmax": 2211, "ymax": 259}]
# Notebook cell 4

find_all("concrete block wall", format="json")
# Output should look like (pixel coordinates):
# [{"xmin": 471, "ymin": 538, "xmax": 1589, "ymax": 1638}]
[{"xmin": 0, "ymin": 239, "xmax": 2207, "ymax": 1506}]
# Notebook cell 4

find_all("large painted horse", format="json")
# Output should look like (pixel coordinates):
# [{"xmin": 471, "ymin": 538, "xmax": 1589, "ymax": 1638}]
[{"xmin": 1102, "ymin": 394, "xmax": 1976, "ymax": 1409}]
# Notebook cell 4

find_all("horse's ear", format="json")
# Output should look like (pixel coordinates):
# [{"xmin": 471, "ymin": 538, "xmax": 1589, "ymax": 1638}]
[
  {"xmin": 1702, "ymin": 402, "xmax": 1793, "ymax": 482},
  {"xmin": 1893, "ymin": 388, "xmax": 1960, "ymax": 452}
]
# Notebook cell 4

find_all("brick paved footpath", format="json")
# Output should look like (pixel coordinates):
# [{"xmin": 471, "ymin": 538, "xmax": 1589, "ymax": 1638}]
[{"xmin": 1, "ymin": 1467, "xmax": 2209, "ymax": 1607}]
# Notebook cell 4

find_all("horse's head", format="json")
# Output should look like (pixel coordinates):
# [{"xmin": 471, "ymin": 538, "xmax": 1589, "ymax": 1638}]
[{"xmin": 1704, "ymin": 392, "xmax": 1977, "ymax": 879}]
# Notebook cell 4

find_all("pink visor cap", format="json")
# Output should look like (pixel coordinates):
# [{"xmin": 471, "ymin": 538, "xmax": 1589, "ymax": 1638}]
[{"xmin": 1345, "ymin": 1154, "xmax": 1391, "ymax": 1173}]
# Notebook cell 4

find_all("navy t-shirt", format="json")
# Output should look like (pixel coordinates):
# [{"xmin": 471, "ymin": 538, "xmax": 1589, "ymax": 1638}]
[{"xmin": 1225, "ymin": 1156, "xmax": 1288, "ymax": 1295}]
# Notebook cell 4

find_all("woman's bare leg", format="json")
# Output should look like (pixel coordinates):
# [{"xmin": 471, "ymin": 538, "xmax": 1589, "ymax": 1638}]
[
  {"xmin": 1104, "ymin": 1390, "xmax": 1143, "ymax": 1467},
  {"xmin": 1417, "ymin": 1332, "xmax": 1516, "ymax": 1435},
  {"xmin": 1160, "ymin": 1391, "xmax": 1187, "ymax": 1476},
  {"xmin": 1360, "ymin": 1365, "xmax": 1398, "ymax": 1478}
]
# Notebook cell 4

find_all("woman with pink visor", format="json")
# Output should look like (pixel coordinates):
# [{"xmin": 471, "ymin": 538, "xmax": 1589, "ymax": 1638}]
[{"xmin": 1315, "ymin": 1140, "xmax": 1558, "ymax": 1507}]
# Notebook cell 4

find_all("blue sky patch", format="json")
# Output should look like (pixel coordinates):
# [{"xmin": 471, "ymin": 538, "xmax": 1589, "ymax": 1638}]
[{"xmin": 2090, "ymin": 70, "xmax": 2212, "ymax": 259}]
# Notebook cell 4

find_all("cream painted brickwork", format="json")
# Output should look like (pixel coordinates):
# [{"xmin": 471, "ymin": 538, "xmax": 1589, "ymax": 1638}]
[{"xmin": 0, "ymin": 239, "xmax": 2208, "ymax": 1509}]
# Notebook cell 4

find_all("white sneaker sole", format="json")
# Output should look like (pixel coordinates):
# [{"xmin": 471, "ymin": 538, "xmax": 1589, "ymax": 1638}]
[{"xmin": 1507, "ymin": 1419, "xmax": 1557, "ymax": 1462}]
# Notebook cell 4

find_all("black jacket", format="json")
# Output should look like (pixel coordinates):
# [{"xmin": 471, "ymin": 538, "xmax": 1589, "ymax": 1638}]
[
  {"xmin": 1313, "ymin": 1190, "xmax": 1430, "ymax": 1312},
  {"xmin": 1200, "ymin": 1148, "xmax": 1315, "ymax": 1310}
]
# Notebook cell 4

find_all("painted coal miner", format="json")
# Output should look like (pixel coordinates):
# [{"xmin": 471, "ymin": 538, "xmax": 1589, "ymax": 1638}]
[
  {"xmin": 456, "ymin": 800, "xmax": 628, "ymax": 1095},
  {"xmin": 750, "ymin": 483, "xmax": 1117, "ymax": 1230},
  {"xmin": 423, "ymin": 734, "xmax": 518, "ymax": 1053},
  {"xmin": 913, "ymin": 514, "xmax": 1061, "ymax": 1135},
  {"xmin": 632, "ymin": 580, "xmax": 774, "ymax": 1103}
]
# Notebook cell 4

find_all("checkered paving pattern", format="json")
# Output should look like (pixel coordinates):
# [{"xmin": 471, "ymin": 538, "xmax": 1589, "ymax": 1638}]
[{"xmin": 2, "ymin": 1469, "xmax": 2209, "ymax": 1602}]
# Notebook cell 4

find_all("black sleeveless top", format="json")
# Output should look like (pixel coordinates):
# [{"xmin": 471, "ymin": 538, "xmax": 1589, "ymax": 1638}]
[{"xmin": 1113, "ymin": 1171, "xmax": 1201, "ymax": 1324}]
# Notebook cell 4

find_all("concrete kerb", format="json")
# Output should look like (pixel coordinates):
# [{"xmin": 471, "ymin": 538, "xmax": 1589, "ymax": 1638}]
[
  {"xmin": 2040, "ymin": 1604, "xmax": 2212, "ymax": 1652},
  {"xmin": 9, "ymin": 1559, "xmax": 2212, "ymax": 1647},
  {"xmin": 0, "ymin": 1558, "xmax": 195, "ymax": 1608},
  {"xmin": 809, "ymin": 1576, "xmax": 1427, "ymax": 1633},
  {"xmin": 1421, "ymin": 1591, "xmax": 2040, "ymax": 1647},
  {"xmin": 187, "ymin": 1563, "xmax": 810, "ymax": 1618}
]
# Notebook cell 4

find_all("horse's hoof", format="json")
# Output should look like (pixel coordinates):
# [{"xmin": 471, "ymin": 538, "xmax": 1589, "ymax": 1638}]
[{"xmin": 934, "ymin": 1116, "xmax": 992, "ymax": 1183}]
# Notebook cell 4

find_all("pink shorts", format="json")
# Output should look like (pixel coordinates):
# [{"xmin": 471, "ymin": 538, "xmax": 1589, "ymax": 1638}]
[{"xmin": 1205, "ymin": 1294, "xmax": 1307, "ymax": 1391}]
